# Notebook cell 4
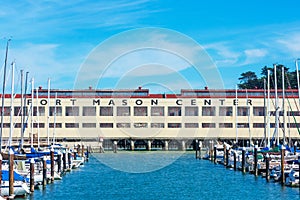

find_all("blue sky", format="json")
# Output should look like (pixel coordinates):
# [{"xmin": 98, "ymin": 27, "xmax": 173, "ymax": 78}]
[{"xmin": 1, "ymin": 0, "xmax": 300, "ymax": 93}]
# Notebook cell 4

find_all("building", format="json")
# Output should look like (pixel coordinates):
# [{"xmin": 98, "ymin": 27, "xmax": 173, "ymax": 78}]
[{"xmin": 1, "ymin": 86, "xmax": 299, "ymax": 149}]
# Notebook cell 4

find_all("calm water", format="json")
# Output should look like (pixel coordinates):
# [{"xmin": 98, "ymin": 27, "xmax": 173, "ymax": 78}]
[{"xmin": 25, "ymin": 152, "xmax": 298, "ymax": 200}]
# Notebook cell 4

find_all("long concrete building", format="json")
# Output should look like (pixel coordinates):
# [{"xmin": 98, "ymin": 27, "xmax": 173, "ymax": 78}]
[{"xmin": 1, "ymin": 86, "xmax": 300, "ymax": 149}]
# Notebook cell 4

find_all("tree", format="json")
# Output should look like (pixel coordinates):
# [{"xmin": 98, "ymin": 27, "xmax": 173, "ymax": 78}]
[{"xmin": 238, "ymin": 71, "xmax": 259, "ymax": 89}]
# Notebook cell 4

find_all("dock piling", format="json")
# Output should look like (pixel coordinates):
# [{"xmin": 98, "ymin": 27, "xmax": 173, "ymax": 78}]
[
  {"xmin": 266, "ymin": 153, "xmax": 270, "ymax": 182},
  {"xmin": 50, "ymin": 147, "xmax": 55, "ymax": 182},
  {"xmin": 9, "ymin": 149, "xmax": 14, "ymax": 197},
  {"xmin": 254, "ymin": 145, "xmax": 258, "ymax": 176},
  {"xmin": 226, "ymin": 146, "xmax": 229, "ymax": 168},
  {"xmin": 213, "ymin": 145, "xmax": 217, "ymax": 164},
  {"xmin": 57, "ymin": 151, "xmax": 62, "ymax": 174},
  {"xmin": 67, "ymin": 149, "xmax": 72, "ymax": 169},
  {"xmin": 63, "ymin": 150, "xmax": 67, "ymax": 172},
  {"xmin": 30, "ymin": 158, "xmax": 35, "ymax": 192},
  {"xmin": 280, "ymin": 145, "xmax": 285, "ymax": 185},
  {"xmin": 233, "ymin": 150, "xmax": 237, "ymax": 171},
  {"xmin": 242, "ymin": 147, "xmax": 246, "ymax": 173},
  {"xmin": 42, "ymin": 156, "xmax": 47, "ymax": 187}
]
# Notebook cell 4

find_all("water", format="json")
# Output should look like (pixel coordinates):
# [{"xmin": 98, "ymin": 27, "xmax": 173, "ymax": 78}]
[{"xmin": 26, "ymin": 152, "xmax": 298, "ymax": 200}]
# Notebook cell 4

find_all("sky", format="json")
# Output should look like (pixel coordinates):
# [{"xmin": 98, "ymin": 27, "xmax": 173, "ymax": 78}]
[{"xmin": 1, "ymin": 0, "xmax": 300, "ymax": 94}]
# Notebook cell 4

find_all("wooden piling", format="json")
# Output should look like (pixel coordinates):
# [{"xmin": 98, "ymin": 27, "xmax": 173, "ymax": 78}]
[
  {"xmin": 42, "ymin": 156, "xmax": 47, "ymax": 187},
  {"xmin": 213, "ymin": 145, "xmax": 217, "ymax": 164},
  {"xmin": 74, "ymin": 151, "xmax": 77, "ymax": 160},
  {"xmin": 62, "ymin": 150, "xmax": 67, "ymax": 172},
  {"xmin": 266, "ymin": 153, "xmax": 270, "ymax": 182},
  {"xmin": 9, "ymin": 149, "xmax": 14, "ymax": 197},
  {"xmin": 233, "ymin": 150, "xmax": 237, "ymax": 171},
  {"xmin": 280, "ymin": 145, "xmax": 285, "ymax": 185},
  {"xmin": 67, "ymin": 150, "xmax": 72, "ymax": 169},
  {"xmin": 223, "ymin": 144, "xmax": 226, "ymax": 166},
  {"xmin": 113, "ymin": 141, "xmax": 118, "ymax": 153},
  {"xmin": 254, "ymin": 145, "xmax": 258, "ymax": 176},
  {"xmin": 199, "ymin": 141, "xmax": 202, "ymax": 159},
  {"xmin": 226, "ymin": 146, "xmax": 229, "ymax": 168},
  {"xmin": 242, "ymin": 147, "xmax": 246, "ymax": 173},
  {"xmin": 30, "ymin": 158, "xmax": 35, "ymax": 192},
  {"xmin": 50, "ymin": 147, "xmax": 55, "ymax": 182},
  {"xmin": 86, "ymin": 146, "xmax": 89, "ymax": 162},
  {"xmin": 195, "ymin": 140, "xmax": 199, "ymax": 159},
  {"xmin": 210, "ymin": 141, "xmax": 213, "ymax": 162},
  {"xmin": 82, "ymin": 145, "xmax": 85, "ymax": 158},
  {"xmin": 57, "ymin": 151, "xmax": 62, "ymax": 173}
]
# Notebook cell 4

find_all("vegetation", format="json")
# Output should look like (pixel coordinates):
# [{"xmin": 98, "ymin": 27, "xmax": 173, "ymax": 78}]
[{"xmin": 238, "ymin": 65, "xmax": 298, "ymax": 89}]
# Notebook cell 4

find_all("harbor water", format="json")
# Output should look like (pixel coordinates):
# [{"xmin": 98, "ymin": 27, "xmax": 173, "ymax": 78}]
[{"xmin": 27, "ymin": 152, "xmax": 298, "ymax": 200}]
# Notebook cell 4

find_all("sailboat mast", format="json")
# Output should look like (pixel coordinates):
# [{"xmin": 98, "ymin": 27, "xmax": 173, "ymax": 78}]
[
  {"xmin": 282, "ymin": 66, "xmax": 286, "ymax": 145},
  {"xmin": 274, "ymin": 64, "xmax": 279, "ymax": 146},
  {"xmin": 47, "ymin": 78, "xmax": 50, "ymax": 146},
  {"xmin": 52, "ymin": 92, "xmax": 57, "ymax": 145},
  {"xmin": 21, "ymin": 72, "xmax": 28, "ymax": 149},
  {"xmin": 20, "ymin": 70, "xmax": 23, "ymax": 149},
  {"xmin": 30, "ymin": 78, "xmax": 34, "ymax": 148},
  {"xmin": 0, "ymin": 39, "xmax": 11, "ymax": 152},
  {"xmin": 267, "ymin": 70, "xmax": 271, "ymax": 148},
  {"xmin": 9, "ymin": 62, "xmax": 15, "ymax": 148},
  {"xmin": 36, "ymin": 87, "xmax": 40, "ymax": 149},
  {"xmin": 296, "ymin": 59, "xmax": 300, "ymax": 106},
  {"xmin": 263, "ymin": 78, "xmax": 267, "ymax": 147},
  {"xmin": 246, "ymin": 89, "xmax": 251, "ymax": 146},
  {"xmin": 235, "ymin": 85, "xmax": 238, "ymax": 144}
]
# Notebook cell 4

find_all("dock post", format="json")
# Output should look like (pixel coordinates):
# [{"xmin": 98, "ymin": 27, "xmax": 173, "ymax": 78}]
[
  {"xmin": 57, "ymin": 151, "xmax": 62, "ymax": 174},
  {"xmin": 223, "ymin": 144, "xmax": 226, "ymax": 166},
  {"xmin": 81, "ymin": 144, "xmax": 85, "ymax": 158},
  {"xmin": 195, "ymin": 140, "xmax": 199, "ymax": 159},
  {"xmin": 50, "ymin": 147, "xmax": 54, "ymax": 182},
  {"xmin": 181, "ymin": 140, "xmax": 186, "ymax": 151},
  {"xmin": 130, "ymin": 140, "xmax": 135, "ymax": 151},
  {"xmin": 9, "ymin": 149, "xmax": 14, "ymax": 197},
  {"xmin": 254, "ymin": 145, "xmax": 258, "ymax": 176},
  {"xmin": 164, "ymin": 140, "xmax": 168, "ymax": 151},
  {"xmin": 266, "ymin": 153, "xmax": 270, "ymax": 182},
  {"xmin": 63, "ymin": 150, "xmax": 67, "ymax": 172},
  {"xmin": 74, "ymin": 151, "xmax": 77, "ymax": 160},
  {"xmin": 280, "ymin": 145, "xmax": 285, "ymax": 185},
  {"xmin": 210, "ymin": 141, "xmax": 213, "ymax": 162},
  {"xmin": 242, "ymin": 147, "xmax": 246, "ymax": 173},
  {"xmin": 30, "ymin": 158, "xmax": 35, "ymax": 192},
  {"xmin": 0, "ymin": 153, "xmax": 2, "ymax": 195},
  {"xmin": 213, "ymin": 145, "xmax": 217, "ymax": 164},
  {"xmin": 226, "ymin": 146, "xmax": 229, "ymax": 168},
  {"xmin": 86, "ymin": 146, "xmax": 89, "ymax": 162},
  {"xmin": 147, "ymin": 140, "xmax": 152, "ymax": 151},
  {"xmin": 77, "ymin": 144, "xmax": 80, "ymax": 157},
  {"xmin": 67, "ymin": 149, "xmax": 72, "ymax": 169},
  {"xmin": 113, "ymin": 141, "xmax": 118, "ymax": 153},
  {"xmin": 42, "ymin": 156, "xmax": 47, "ymax": 187},
  {"xmin": 233, "ymin": 150, "xmax": 237, "ymax": 171},
  {"xmin": 199, "ymin": 141, "xmax": 202, "ymax": 159}
]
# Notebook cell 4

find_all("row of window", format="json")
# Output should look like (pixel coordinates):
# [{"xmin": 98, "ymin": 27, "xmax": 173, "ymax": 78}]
[
  {"xmin": 2, "ymin": 122, "xmax": 300, "ymax": 129},
  {"xmin": 2, "ymin": 106, "xmax": 300, "ymax": 117}
]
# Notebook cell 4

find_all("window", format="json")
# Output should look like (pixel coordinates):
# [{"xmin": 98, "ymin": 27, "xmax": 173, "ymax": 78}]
[
  {"xmin": 168, "ymin": 107, "xmax": 181, "ymax": 116},
  {"xmin": 134, "ymin": 107, "xmax": 147, "ymax": 116},
  {"xmin": 237, "ymin": 107, "xmax": 249, "ymax": 116},
  {"xmin": 151, "ymin": 107, "xmax": 164, "ymax": 116},
  {"xmin": 83, "ymin": 107, "xmax": 96, "ymax": 116},
  {"xmin": 82, "ymin": 123, "xmax": 96, "ymax": 128},
  {"xmin": 151, "ymin": 123, "xmax": 164, "ymax": 128},
  {"xmin": 100, "ymin": 107, "xmax": 113, "ymax": 116},
  {"xmin": 49, "ymin": 107, "xmax": 62, "ymax": 116},
  {"xmin": 49, "ymin": 123, "xmax": 62, "ymax": 128},
  {"xmin": 0, "ymin": 107, "xmax": 10, "ymax": 116},
  {"xmin": 270, "ymin": 123, "xmax": 284, "ymax": 128},
  {"xmin": 253, "ymin": 107, "xmax": 265, "ymax": 116},
  {"xmin": 287, "ymin": 111, "xmax": 300, "ymax": 116},
  {"xmin": 65, "ymin": 107, "xmax": 79, "ymax": 116},
  {"xmin": 100, "ymin": 123, "xmax": 113, "ymax": 128},
  {"xmin": 202, "ymin": 107, "xmax": 215, "ymax": 116},
  {"xmin": 33, "ymin": 123, "xmax": 45, "ymax": 128},
  {"xmin": 65, "ymin": 123, "xmax": 79, "ymax": 128},
  {"xmin": 2, "ymin": 123, "xmax": 10, "ymax": 128},
  {"xmin": 185, "ymin": 123, "xmax": 199, "ymax": 128},
  {"xmin": 253, "ymin": 123, "xmax": 265, "ymax": 128},
  {"xmin": 287, "ymin": 123, "xmax": 300, "ymax": 128},
  {"xmin": 15, "ymin": 123, "xmax": 27, "ymax": 128},
  {"xmin": 270, "ymin": 111, "xmax": 283, "ymax": 116},
  {"xmin": 116, "ymin": 123, "xmax": 130, "ymax": 128},
  {"xmin": 168, "ymin": 123, "xmax": 181, "ymax": 128},
  {"xmin": 14, "ymin": 107, "xmax": 28, "ymax": 116},
  {"xmin": 202, "ymin": 123, "xmax": 216, "ymax": 128},
  {"xmin": 117, "ymin": 107, "xmax": 130, "ymax": 116},
  {"xmin": 237, "ymin": 123, "xmax": 249, "ymax": 128},
  {"xmin": 185, "ymin": 107, "xmax": 198, "ymax": 116},
  {"xmin": 33, "ymin": 107, "xmax": 45, "ymax": 116},
  {"xmin": 219, "ymin": 123, "xmax": 233, "ymax": 128},
  {"xmin": 134, "ymin": 123, "xmax": 148, "ymax": 128},
  {"xmin": 219, "ymin": 107, "xmax": 232, "ymax": 116}
]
